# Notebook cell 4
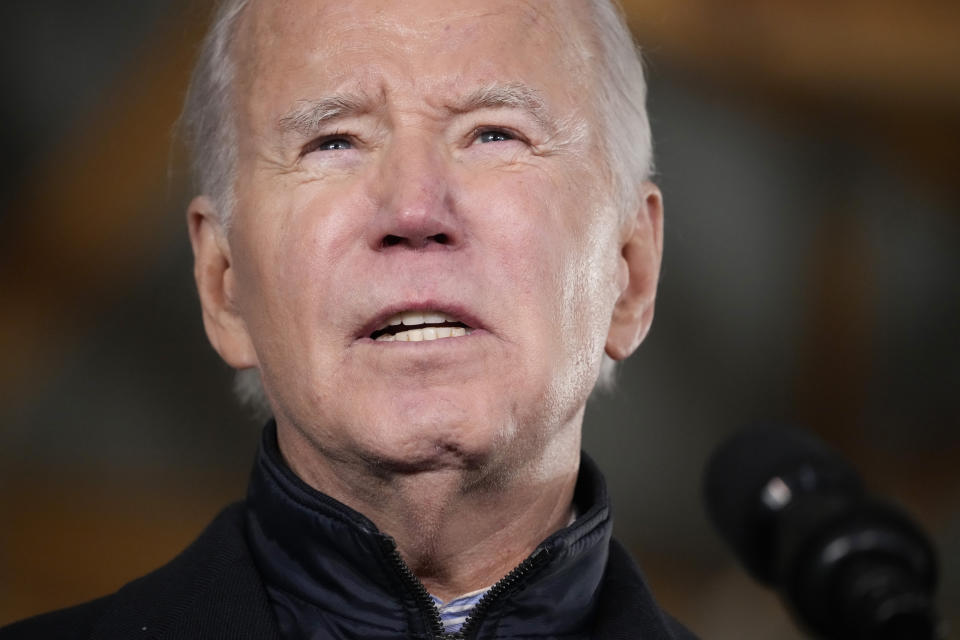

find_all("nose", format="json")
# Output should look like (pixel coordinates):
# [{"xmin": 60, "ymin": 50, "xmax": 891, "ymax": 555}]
[{"xmin": 367, "ymin": 134, "xmax": 461, "ymax": 251}]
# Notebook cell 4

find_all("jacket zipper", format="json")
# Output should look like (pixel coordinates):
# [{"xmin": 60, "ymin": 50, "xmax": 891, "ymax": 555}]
[
  {"xmin": 455, "ymin": 547, "xmax": 550, "ymax": 639},
  {"xmin": 384, "ymin": 539, "xmax": 551, "ymax": 640},
  {"xmin": 384, "ymin": 541, "xmax": 447, "ymax": 638}
]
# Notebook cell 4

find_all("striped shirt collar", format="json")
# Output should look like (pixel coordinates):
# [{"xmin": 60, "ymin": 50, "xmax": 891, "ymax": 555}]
[{"xmin": 430, "ymin": 587, "xmax": 490, "ymax": 633}]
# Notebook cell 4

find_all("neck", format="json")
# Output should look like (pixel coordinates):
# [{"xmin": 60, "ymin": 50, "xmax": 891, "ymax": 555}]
[{"xmin": 277, "ymin": 422, "xmax": 581, "ymax": 601}]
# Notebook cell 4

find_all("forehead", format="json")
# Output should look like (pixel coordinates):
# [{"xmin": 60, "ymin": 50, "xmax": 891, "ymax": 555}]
[{"xmin": 232, "ymin": 0, "xmax": 594, "ymax": 117}]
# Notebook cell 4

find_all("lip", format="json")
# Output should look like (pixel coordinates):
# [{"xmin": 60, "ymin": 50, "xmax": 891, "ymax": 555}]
[{"xmin": 355, "ymin": 300, "xmax": 487, "ymax": 343}]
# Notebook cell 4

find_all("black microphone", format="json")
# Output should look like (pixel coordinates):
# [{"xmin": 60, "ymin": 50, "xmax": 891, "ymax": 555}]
[{"xmin": 703, "ymin": 425, "xmax": 941, "ymax": 640}]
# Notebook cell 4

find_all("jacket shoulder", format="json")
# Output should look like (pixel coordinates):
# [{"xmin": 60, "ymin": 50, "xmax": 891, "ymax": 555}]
[
  {"xmin": 594, "ymin": 538, "xmax": 700, "ymax": 639},
  {"xmin": 1, "ymin": 502, "xmax": 280, "ymax": 640},
  {"xmin": 0, "ymin": 596, "xmax": 111, "ymax": 640}
]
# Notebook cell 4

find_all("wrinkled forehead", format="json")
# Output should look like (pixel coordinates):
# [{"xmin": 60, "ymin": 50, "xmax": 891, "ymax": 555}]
[{"xmin": 230, "ymin": 0, "xmax": 598, "ymax": 111}]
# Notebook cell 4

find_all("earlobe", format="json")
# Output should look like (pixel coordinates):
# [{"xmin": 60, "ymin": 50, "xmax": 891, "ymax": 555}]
[
  {"xmin": 605, "ymin": 183, "xmax": 664, "ymax": 361},
  {"xmin": 187, "ymin": 196, "xmax": 259, "ymax": 369}
]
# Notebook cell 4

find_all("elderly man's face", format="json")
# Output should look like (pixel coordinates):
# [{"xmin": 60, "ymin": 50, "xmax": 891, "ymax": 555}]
[{"xmin": 192, "ymin": 0, "xmax": 661, "ymax": 475}]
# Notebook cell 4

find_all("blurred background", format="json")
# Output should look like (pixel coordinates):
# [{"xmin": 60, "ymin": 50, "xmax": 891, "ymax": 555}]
[{"xmin": 1, "ymin": 1, "xmax": 957, "ymax": 637}]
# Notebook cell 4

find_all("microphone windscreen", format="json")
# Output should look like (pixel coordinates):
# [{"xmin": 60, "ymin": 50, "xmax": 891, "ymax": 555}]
[{"xmin": 702, "ymin": 425, "xmax": 863, "ymax": 583}]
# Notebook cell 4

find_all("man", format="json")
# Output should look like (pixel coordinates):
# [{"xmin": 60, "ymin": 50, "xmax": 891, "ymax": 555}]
[{"xmin": 2, "ymin": 0, "xmax": 694, "ymax": 638}]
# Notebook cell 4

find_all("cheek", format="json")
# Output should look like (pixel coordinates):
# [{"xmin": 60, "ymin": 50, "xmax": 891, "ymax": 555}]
[
  {"xmin": 499, "ymin": 169, "xmax": 614, "ymax": 301},
  {"xmin": 525, "ymin": 181, "xmax": 619, "ymax": 368},
  {"xmin": 467, "ymin": 171, "xmax": 570, "ymax": 307},
  {"xmin": 466, "ymin": 166, "xmax": 615, "ymax": 348},
  {"xmin": 229, "ymin": 181, "xmax": 356, "ymax": 371},
  {"xmin": 257, "ymin": 176, "xmax": 365, "ymax": 286}
]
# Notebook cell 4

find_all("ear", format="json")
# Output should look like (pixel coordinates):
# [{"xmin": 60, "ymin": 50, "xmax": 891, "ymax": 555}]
[
  {"xmin": 187, "ymin": 196, "xmax": 259, "ymax": 369},
  {"xmin": 605, "ymin": 182, "xmax": 664, "ymax": 360}
]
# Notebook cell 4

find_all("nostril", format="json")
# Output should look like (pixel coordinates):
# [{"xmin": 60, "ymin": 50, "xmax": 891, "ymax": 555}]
[
  {"xmin": 429, "ymin": 233, "xmax": 449, "ymax": 245},
  {"xmin": 382, "ymin": 234, "xmax": 403, "ymax": 248}
]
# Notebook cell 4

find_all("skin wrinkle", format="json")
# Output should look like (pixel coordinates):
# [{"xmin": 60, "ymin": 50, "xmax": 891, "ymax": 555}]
[{"xmin": 272, "ymin": 86, "xmax": 589, "ymax": 177}]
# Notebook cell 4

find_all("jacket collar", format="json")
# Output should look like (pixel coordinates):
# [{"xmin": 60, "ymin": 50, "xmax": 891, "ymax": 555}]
[{"xmin": 245, "ymin": 421, "xmax": 613, "ymax": 639}]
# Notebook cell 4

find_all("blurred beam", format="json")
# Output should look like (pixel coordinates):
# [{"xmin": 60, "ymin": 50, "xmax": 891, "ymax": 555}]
[
  {"xmin": 795, "ymin": 175, "xmax": 960, "ymax": 532},
  {"xmin": 622, "ymin": 1, "xmax": 960, "ymax": 199},
  {"xmin": 0, "ymin": 3, "xmax": 205, "ymax": 412},
  {"xmin": 0, "ymin": 464, "xmax": 245, "ymax": 625},
  {"xmin": 622, "ymin": 1, "xmax": 960, "ymax": 109}
]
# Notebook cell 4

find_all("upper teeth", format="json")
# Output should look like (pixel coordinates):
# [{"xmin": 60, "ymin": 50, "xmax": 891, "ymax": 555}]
[
  {"xmin": 375, "ymin": 310, "xmax": 472, "ymax": 342},
  {"xmin": 389, "ymin": 311, "xmax": 451, "ymax": 326}
]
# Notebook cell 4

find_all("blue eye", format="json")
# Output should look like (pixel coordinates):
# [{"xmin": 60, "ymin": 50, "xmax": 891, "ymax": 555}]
[
  {"xmin": 478, "ymin": 130, "xmax": 514, "ymax": 143},
  {"xmin": 316, "ymin": 137, "xmax": 352, "ymax": 151}
]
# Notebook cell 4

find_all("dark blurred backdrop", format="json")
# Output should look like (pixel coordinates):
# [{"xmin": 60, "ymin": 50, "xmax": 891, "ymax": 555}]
[{"xmin": 1, "ymin": 1, "xmax": 958, "ymax": 637}]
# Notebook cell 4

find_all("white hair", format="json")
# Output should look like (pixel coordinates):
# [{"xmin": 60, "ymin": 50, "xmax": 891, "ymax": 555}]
[{"xmin": 181, "ymin": 0, "xmax": 654, "ymax": 411}]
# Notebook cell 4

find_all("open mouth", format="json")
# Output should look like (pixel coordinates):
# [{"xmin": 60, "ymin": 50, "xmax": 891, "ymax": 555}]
[{"xmin": 370, "ymin": 310, "xmax": 474, "ymax": 342}]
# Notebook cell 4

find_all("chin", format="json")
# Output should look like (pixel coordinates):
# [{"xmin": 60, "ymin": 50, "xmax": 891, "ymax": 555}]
[{"xmin": 352, "ymin": 390, "xmax": 518, "ymax": 473}]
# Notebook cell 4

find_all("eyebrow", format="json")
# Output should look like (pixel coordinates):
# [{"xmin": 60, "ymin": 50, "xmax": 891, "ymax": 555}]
[
  {"xmin": 452, "ymin": 83, "xmax": 557, "ymax": 135},
  {"xmin": 275, "ymin": 82, "xmax": 558, "ymax": 138},
  {"xmin": 277, "ymin": 94, "xmax": 370, "ymax": 138}
]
